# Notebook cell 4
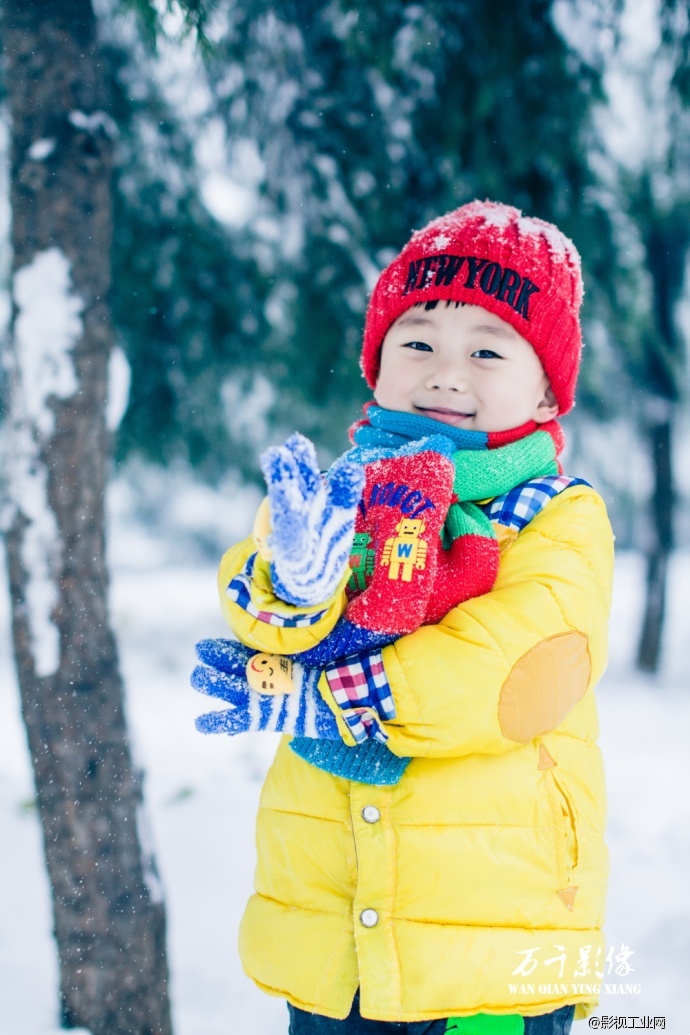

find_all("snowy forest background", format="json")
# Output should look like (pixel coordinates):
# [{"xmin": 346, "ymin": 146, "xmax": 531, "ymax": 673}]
[{"xmin": 0, "ymin": 0, "xmax": 689, "ymax": 1032}]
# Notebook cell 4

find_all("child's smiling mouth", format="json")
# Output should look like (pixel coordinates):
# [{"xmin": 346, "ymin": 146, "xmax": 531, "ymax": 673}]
[{"xmin": 414, "ymin": 405, "xmax": 475, "ymax": 426}]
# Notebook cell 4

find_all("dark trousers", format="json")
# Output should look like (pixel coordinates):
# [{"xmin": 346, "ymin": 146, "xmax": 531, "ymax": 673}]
[{"xmin": 288, "ymin": 994, "xmax": 575, "ymax": 1034}]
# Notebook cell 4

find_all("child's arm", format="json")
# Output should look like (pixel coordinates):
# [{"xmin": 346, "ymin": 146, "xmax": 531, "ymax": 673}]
[
  {"xmin": 318, "ymin": 484, "xmax": 614, "ymax": 757},
  {"xmin": 214, "ymin": 431, "xmax": 362, "ymax": 655},
  {"xmin": 217, "ymin": 536, "xmax": 350, "ymax": 656}
]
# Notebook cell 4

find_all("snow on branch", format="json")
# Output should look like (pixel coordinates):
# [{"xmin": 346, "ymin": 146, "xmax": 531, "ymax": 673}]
[{"xmin": 68, "ymin": 109, "xmax": 119, "ymax": 139}]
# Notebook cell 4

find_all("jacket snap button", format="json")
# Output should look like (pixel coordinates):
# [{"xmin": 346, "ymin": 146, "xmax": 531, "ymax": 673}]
[
  {"xmin": 362, "ymin": 805, "xmax": 380, "ymax": 824},
  {"xmin": 360, "ymin": 908, "xmax": 379, "ymax": 928}
]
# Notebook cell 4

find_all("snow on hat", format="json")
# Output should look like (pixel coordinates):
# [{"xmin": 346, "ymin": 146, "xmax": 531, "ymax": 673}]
[{"xmin": 361, "ymin": 200, "xmax": 584, "ymax": 414}]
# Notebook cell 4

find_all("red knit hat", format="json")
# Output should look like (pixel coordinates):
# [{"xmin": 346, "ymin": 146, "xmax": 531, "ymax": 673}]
[{"xmin": 361, "ymin": 200, "xmax": 584, "ymax": 414}]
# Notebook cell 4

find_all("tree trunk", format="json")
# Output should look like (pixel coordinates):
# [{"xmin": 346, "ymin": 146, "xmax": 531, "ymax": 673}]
[
  {"xmin": 1, "ymin": 2, "xmax": 173, "ymax": 1032},
  {"xmin": 636, "ymin": 414, "xmax": 674, "ymax": 674}
]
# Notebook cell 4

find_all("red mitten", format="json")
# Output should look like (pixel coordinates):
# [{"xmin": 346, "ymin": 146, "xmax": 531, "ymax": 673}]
[{"xmin": 344, "ymin": 446, "xmax": 455, "ymax": 636}]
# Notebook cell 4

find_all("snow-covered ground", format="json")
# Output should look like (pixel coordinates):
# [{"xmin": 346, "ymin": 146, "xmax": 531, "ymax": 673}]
[{"xmin": 1, "ymin": 516, "xmax": 689, "ymax": 1033}]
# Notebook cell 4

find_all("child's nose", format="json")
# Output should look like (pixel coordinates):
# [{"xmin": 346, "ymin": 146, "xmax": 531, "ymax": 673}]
[{"xmin": 425, "ymin": 358, "xmax": 468, "ymax": 392}]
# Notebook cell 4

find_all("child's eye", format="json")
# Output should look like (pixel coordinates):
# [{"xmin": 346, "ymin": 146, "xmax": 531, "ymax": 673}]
[
  {"xmin": 472, "ymin": 348, "xmax": 501, "ymax": 359},
  {"xmin": 403, "ymin": 340, "xmax": 433, "ymax": 352}
]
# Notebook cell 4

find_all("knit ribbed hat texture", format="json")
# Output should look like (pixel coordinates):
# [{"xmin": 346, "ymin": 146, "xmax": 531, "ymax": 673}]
[{"xmin": 361, "ymin": 200, "xmax": 584, "ymax": 415}]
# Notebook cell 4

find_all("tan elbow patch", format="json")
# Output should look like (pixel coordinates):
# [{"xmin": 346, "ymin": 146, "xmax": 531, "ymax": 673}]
[{"xmin": 498, "ymin": 632, "xmax": 591, "ymax": 743}]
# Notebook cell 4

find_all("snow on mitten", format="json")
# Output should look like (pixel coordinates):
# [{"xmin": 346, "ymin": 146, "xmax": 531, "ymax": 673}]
[
  {"xmin": 260, "ymin": 432, "xmax": 365, "ymax": 607},
  {"xmin": 191, "ymin": 638, "xmax": 339, "ymax": 738}
]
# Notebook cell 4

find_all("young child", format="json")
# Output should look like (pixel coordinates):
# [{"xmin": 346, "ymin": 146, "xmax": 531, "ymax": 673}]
[{"xmin": 192, "ymin": 201, "xmax": 614, "ymax": 1033}]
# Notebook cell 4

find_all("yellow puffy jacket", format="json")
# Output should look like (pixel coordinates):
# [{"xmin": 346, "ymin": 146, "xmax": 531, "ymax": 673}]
[{"xmin": 217, "ymin": 483, "xmax": 614, "ymax": 1023}]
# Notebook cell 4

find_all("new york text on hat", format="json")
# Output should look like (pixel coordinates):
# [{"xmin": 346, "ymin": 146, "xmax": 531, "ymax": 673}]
[{"xmin": 403, "ymin": 253, "xmax": 541, "ymax": 320}]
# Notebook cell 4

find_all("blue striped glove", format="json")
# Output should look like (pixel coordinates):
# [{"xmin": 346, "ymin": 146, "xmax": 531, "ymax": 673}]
[
  {"xmin": 260, "ymin": 432, "xmax": 365, "ymax": 607},
  {"xmin": 191, "ymin": 638, "xmax": 339, "ymax": 738}
]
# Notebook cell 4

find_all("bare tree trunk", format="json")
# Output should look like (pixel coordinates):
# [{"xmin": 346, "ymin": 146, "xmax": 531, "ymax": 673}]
[
  {"xmin": 1, "ymin": 2, "xmax": 173, "ymax": 1032},
  {"xmin": 637, "ymin": 413, "xmax": 674, "ymax": 674},
  {"xmin": 633, "ymin": 203, "xmax": 687, "ymax": 676}
]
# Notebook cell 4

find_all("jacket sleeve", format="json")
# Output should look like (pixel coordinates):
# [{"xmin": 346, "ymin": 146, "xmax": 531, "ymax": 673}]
[
  {"xmin": 217, "ymin": 535, "xmax": 349, "ymax": 655},
  {"xmin": 369, "ymin": 485, "xmax": 614, "ymax": 758}
]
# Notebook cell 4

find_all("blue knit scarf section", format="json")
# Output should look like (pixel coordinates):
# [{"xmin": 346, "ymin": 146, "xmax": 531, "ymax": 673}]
[{"xmin": 352, "ymin": 404, "xmax": 489, "ymax": 451}]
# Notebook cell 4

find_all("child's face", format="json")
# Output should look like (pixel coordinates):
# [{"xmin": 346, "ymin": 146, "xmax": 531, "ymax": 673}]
[{"xmin": 374, "ymin": 303, "xmax": 558, "ymax": 432}]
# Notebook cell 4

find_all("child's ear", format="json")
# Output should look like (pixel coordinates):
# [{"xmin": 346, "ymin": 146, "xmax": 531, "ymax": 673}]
[{"xmin": 533, "ymin": 384, "xmax": 559, "ymax": 424}]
